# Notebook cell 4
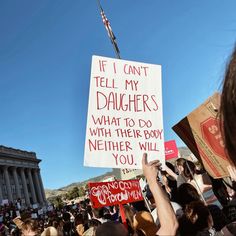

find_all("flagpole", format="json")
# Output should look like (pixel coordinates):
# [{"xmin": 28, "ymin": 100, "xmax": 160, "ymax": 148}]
[
  {"xmin": 96, "ymin": 0, "xmax": 121, "ymax": 59},
  {"xmin": 96, "ymin": 0, "xmax": 102, "ymax": 11}
]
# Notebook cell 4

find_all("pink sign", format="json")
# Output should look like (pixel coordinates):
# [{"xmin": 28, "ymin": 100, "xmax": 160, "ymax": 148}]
[
  {"xmin": 88, "ymin": 179, "xmax": 143, "ymax": 208},
  {"xmin": 165, "ymin": 140, "xmax": 178, "ymax": 160}
]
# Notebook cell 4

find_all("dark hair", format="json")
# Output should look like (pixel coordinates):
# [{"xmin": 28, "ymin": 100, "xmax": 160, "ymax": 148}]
[
  {"xmin": 166, "ymin": 162, "xmax": 175, "ymax": 172},
  {"xmin": 92, "ymin": 208, "xmax": 104, "ymax": 219},
  {"xmin": 131, "ymin": 200, "xmax": 148, "ymax": 212},
  {"xmin": 177, "ymin": 183, "xmax": 201, "ymax": 208},
  {"xmin": 164, "ymin": 162, "xmax": 178, "ymax": 201},
  {"xmin": 207, "ymin": 204, "xmax": 228, "ymax": 231},
  {"xmin": 95, "ymin": 221, "xmax": 128, "ymax": 236},
  {"xmin": 176, "ymin": 158, "xmax": 186, "ymax": 167},
  {"xmin": 220, "ymin": 46, "xmax": 236, "ymax": 166},
  {"xmin": 62, "ymin": 212, "xmax": 71, "ymax": 222},
  {"xmin": 74, "ymin": 213, "xmax": 84, "ymax": 226},
  {"xmin": 178, "ymin": 201, "xmax": 211, "ymax": 236},
  {"xmin": 123, "ymin": 205, "xmax": 136, "ymax": 235},
  {"xmin": 183, "ymin": 160, "xmax": 196, "ymax": 180},
  {"xmin": 21, "ymin": 219, "xmax": 39, "ymax": 234},
  {"xmin": 88, "ymin": 219, "xmax": 101, "ymax": 228}
]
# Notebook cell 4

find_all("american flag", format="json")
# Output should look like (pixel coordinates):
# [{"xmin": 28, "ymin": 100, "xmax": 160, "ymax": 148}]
[{"xmin": 100, "ymin": 9, "xmax": 120, "ymax": 56}]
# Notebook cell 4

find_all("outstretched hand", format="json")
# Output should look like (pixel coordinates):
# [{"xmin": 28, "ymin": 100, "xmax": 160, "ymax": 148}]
[{"xmin": 142, "ymin": 153, "xmax": 162, "ymax": 182}]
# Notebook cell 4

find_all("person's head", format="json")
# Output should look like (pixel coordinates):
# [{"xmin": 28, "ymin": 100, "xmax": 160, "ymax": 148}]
[
  {"xmin": 175, "ymin": 158, "xmax": 186, "ymax": 174},
  {"xmin": 123, "ymin": 205, "xmax": 136, "ymax": 234},
  {"xmin": 21, "ymin": 219, "xmax": 39, "ymax": 236},
  {"xmin": 207, "ymin": 204, "xmax": 228, "ymax": 232},
  {"xmin": 133, "ymin": 211, "xmax": 158, "ymax": 236},
  {"xmin": 131, "ymin": 201, "xmax": 148, "ymax": 212},
  {"xmin": 74, "ymin": 213, "xmax": 84, "ymax": 226},
  {"xmin": 176, "ymin": 183, "xmax": 201, "ymax": 208},
  {"xmin": 92, "ymin": 207, "xmax": 104, "ymax": 219},
  {"xmin": 95, "ymin": 221, "xmax": 128, "ymax": 236},
  {"xmin": 220, "ymin": 46, "xmax": 236, "ymax": 166},
  {"xmin": 178, "ymin": 201, "xmax": 213, "ymax": 236},
  {"xmin": 62, "ymin": 212, "xmax": 71, "ymax": 223},
  {"xmin": 88, "ymin": 218, "xmax": 101, "ymax": 228},
  {"xmin": 41, "ymin": 226, "xmax": 58, "ymax": 236}
]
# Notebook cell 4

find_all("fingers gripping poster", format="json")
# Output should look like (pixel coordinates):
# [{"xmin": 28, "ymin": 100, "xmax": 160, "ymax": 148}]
[{"xmin": 84, "ymin": 55, "xmax": 164, "ymax": 169}]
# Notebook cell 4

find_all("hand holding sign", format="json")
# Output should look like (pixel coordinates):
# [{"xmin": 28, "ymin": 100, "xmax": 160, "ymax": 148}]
[{"xmin": 142, "ymin": 153, "xmax": 178, "ymax": 236}]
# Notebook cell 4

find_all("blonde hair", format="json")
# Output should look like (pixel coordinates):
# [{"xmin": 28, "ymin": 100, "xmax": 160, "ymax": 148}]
[{"xmin": 41, "ymin": 226, "xmax": 58, "ymax": 236}]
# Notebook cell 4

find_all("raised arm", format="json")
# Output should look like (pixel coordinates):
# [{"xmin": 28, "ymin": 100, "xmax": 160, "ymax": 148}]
[
  {"xmin": 142, "ymin": 153, "xmax": 178, "ymax": 236},
  {"xmin": 164, "ymin": 164, "xmax": 178, "ymax": 181}
]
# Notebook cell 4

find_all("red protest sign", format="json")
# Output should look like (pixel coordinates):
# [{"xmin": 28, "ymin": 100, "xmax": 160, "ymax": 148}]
[
  {"xmin": 165, "ymin": 140, "xmax": 178, "ymax": 160},
  {"xmin": 200, "ymin": 117, "xmax": 226, "ymax": 160},
  {"xmin": 88, "ymin": 179, "xmax": 143, "ymax": 208}
]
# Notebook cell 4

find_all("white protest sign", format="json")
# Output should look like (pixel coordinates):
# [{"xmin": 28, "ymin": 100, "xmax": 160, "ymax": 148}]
[
  {"xmin": 139, "ymin": 178, "xmax": 147, "ymax": 191},
  {"xmin": 31, "ymin": 213, "xmax": 38, "ymax": 219},
  {"xmin": 47, "ymin": 205, "xmax": 54, "ymax": 212},
  {"xmin": 16, "ymin": 211, "xmax": 21, "ymax": 217},
  {"xmin": 42, "ymin": 206, "xmax": 47, "ymax": 213},
  {"xmin": 32, "ymin": 203, "xmax": 38, "ymax": 209},
  {"xmin": 2, "ymin": 199, "xmax": 8, "ymax": 205},
  {"xmin": 84, "ymin": 55, "xmax": 165, "ymax": 169},
  {"xmin": 17, "ymin": 202, "xmax": 21, "ymax": 210},
  {"xmin": 38, "ymin": 209, "xmax": 44, "ymax": 215},
  {"xmin": 120, "ymin": 168, "xmax": 143, "ymax": 180}
]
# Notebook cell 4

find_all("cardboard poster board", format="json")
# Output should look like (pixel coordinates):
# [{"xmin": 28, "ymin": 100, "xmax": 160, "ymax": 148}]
[
  {"xmin": 88, "ymin": 179, "xmax": 143, "ymax": 208},
  {"xmin": 120, "ymin": 168, "xmax": 143, "ymax": 180},
  {"xmin": 173, "ymin": 93, "xmax": 230, "ymax": 178},
  {"xmin": 84, "ymin": 55, "xmax": 164, "ymax": 169},
  {"xmin": 165, "ymin": 140, "xmax": 178, "ymax": 160}
]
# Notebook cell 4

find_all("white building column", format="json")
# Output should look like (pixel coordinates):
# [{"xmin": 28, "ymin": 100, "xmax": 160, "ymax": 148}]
[
  {"xmin": 12, "ymin": 167, "xmax": 21, "ymax": 199},
  {"xmin": 20, "ymin": 168, "xmax": 30, "ymax": 206},
  {"xmin": 3, "ymin": 166, "xmax": 13, "ymax": 203},
  {"xmin": 32, "ymin": 169, "xmax": 44, "ymax": 204},
  {"xmin": 0, "ymin": 168, "xmax": 3, "ymax": 202},
  {"xmin": 27, "ymin": 169, "xmax": 37, "ymax": 204},
  {"xmin": 37, "ymin": 169, "xmax": 46, "ymax": 203}
]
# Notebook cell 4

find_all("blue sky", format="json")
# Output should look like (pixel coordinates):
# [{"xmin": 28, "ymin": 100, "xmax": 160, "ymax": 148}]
[{"xmin": 0, "ymin": 0, "xmax": 236, "ymax": 189}]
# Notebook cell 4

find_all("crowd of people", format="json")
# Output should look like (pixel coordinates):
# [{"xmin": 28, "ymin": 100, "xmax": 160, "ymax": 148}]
[
  {"xmin": 1, "ymin": 34, "xmax": 236, "ymax": 236},
  {"xmin": 0, "ymin": 153, "xmax": 235, "ymax": 235}
]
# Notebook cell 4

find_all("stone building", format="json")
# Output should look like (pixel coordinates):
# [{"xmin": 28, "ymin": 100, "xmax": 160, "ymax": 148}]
[{"xmin": 0, "ymin": 145, "xmax": 46, "ymax": 206}]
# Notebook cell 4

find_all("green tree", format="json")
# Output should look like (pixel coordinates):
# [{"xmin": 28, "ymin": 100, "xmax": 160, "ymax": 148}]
[
  {"xmin": 79, "ymin": 186, "xmax": 85, "ymax": 197},
  {"xmin": 67, "ymin": 187, "xmax": 80, "ymax": 200},
  {"xmin": 50, "ymin": 195, "xmax": 64, "ymax": 208}
]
